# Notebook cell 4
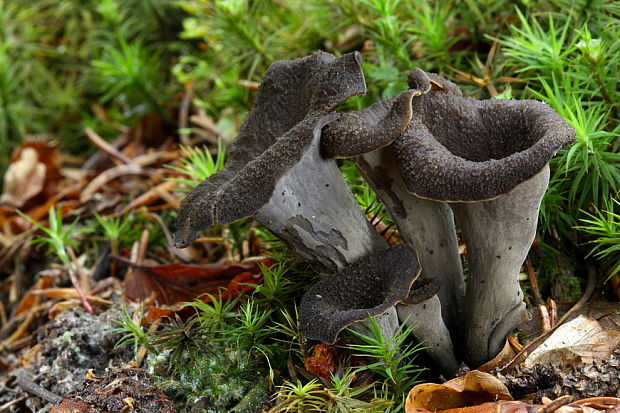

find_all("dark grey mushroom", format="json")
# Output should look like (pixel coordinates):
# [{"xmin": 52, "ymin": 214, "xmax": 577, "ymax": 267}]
[
  {"xmin": 355, "ymin": 146, "xmax": 464, "ymax": 338},
  {"xmin": 321, "ymin": 68, "xmax": 575, "ymax": 366},
  {"xmin": 173, "ymin": 52, "xmax": 423, "ymax": 344},
  {"xmin": 299, "ymin": 243, "xmax": 420, "ymax": 344},
  {"xmin": 393, "ymin": 70, "xmax": 575, "ymax": 366},
  {"xmin": 174, "ymin": 52, "xmax": 411, "ymax": 272},
  {"xmin": 320, "ymin": 72, "xmax": 464, "ymax": 367},
  {"xmin": 398, "ymin": 277, "xmax": 458, "ymax": 374}
]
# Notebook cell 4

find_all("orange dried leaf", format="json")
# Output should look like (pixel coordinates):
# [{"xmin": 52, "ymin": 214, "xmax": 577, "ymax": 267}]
[
  {"xmin": 143, "ymin": 307, "xmax": 177, "ymax": 324},
  {"xmin": 14, "ymin": 275, "xmax": 55, "ymax": 315},
  {"xmin": 425, "ymin": 401, "xmax": 539, "ymax": 413},
  {"xmin": 405, "ymin": 370, "xmax": 512, "ymax": 411},
  {"xmin": 304, "ymin": 343, "xmax": 342, "ymax": 379},
  {"xmin": 118, "ymin": 257, "xmax": 266, "ymax": 305},
  {"xmin": 478, "ymin": 339, "xmax": 518, "ymax": 373}
]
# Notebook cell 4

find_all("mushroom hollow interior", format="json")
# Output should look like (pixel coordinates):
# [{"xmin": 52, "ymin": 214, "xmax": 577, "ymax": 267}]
[
  {"xmin": 396, "ymin": 92, "xmax": 576, "ymax": 202},
  {"xmin": 299, "ymin": 243, "xmax": 421, "ymax": 344},
  {"xmin": 419, "ymin": 95, "xmax": 553, "ymax": 162}
]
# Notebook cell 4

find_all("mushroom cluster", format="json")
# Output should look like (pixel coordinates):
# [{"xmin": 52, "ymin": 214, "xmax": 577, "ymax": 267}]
[{"xmin": 174, "ymin": 51, "xmax": 575, "ymax": 372}]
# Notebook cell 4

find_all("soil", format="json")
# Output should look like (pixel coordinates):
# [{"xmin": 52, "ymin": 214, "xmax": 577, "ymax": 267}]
[
  {"xmin": 498, "ymin": 349, "xmax": 620, "ymax": 402},
  {"xmin": 1, "ymin": 307, "xmax": 134, "ymax": 412}
]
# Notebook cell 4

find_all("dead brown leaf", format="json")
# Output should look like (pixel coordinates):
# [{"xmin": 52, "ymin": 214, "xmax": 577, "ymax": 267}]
[
  {"xmin": 406, "ymin": 400, "xmax": 542, "ymax": 413},
  {"xmin": 1, "ymin": 141, "xmax": 61, "ymax": 208},
  {"xmin": 405, "ymin": 370, "xmax": 513, "ymax": 411},
  {"xmin": 116, "ymin": 256, "xmax": 272, "ymax": 305},
  {"xmin": 524, "ymin": 315, "xmax": 620, "ymax": 368}
]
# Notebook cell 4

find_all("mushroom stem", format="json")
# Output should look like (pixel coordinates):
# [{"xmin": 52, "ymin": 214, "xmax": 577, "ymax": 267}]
[
  {"xmin": 356, "ymin": 148, "xmax": 461, "ymax": 372},
  {"xmin": 357, "ymin": 147, "xmax": 465, "ymax": 334},
  {"xmin": 452, "ymin": 165, "xmax": 550, "ymax": 366},
  {"xmin": 254, "ymin": 115, "xmax": 386, "ymax": 272},
  {"xmin": 254, "ymin": 116, "xmax": 400, "ymax": 341},
  {"xmin": 349, "ymin": 307, "xmax": 400, "ymax": 346},
  {"xmin": 397, "ymin": 296, "xmax": 458, "ymax": 375}
]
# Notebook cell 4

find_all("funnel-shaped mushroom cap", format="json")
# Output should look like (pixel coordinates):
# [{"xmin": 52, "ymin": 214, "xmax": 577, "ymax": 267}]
[
  {"xmin": 174, "ymin": 52, "xmax": 367, "ymax": 247},
  {"xmin": 299, "ymin": 243, "xmax": 420, "ymax": 344},
  {"xmin": 394, "ymin": 70, "xmax": 575, "ymax": 202}
]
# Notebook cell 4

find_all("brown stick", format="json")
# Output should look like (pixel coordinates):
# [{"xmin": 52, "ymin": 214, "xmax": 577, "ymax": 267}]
[
  {"xmin": 80, "ymin": 164, "xmax": 151, "ymax": 202},
  {"xmin": 539, "ymin": 395, "xmax": 572, "ymax": 413},
  {"xmin": 547, "ymin": 297, "xmax": 557, "ymax": 327},
  {"xmin": 119, "ymin": 180, "xmax": 177, "ymax": 215},
  {"xmin": 539, "ymin": 304, "xmax": 551, "ymax": 332},
  {"xmin": 137, "ymin": 229, "xmax": 150, "ymax": 265},
  {"xmin": 526, "ymin": 257, "xmax": 544, "ymax": 306},
  {"xmin": 16, "ymin": 370, "xmax": 62, "ymax": 404},
  {"xmin": 85, "ymin": 127, "xmax": 133, "ymax": 164},
  {"xmin": 178, "ymin": 82, "xmax": 194, "ymax": 146},
  {"xmin": 66, "ymin": 246, "xmax": 94, "ymax": 314}
]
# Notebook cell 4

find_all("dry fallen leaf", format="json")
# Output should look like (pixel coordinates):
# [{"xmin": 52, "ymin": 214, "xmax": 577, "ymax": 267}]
[
  {"xmin": 405, "ymin": 370, "xmax": 513, "ymax": 411},
  {"xmin": 1, "ymin": 141, "xmax": 62, "ymax": 208},
  {"xmin": 1, "ymin": 147, "xmax": 46, "ymax": 207},
  {"xmin": 117, "ymin": 256, "xmax": 271, "ymax": 305},
  {"xmin": 524, "ymin": 315, "xmax": 620, "ymax": 368},
  {"xmin": 406, "ymin": 400, "xmax": 542, "ymax": 413}
]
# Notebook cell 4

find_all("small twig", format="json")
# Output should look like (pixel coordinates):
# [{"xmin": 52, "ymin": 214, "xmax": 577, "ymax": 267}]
[
  {"xmin": 539, "ymin": 304, "xmax": 551, "ymax": 332},
  {"xmin": 0, "ymin": 397, "xmax": 27, "ymax": 410},
  {"xmin": 5, "ymin": 334, "xmax": 32, "ymax": 352},
  {"xmin": 136, "ymin": 322, "xmax": 159, "ymax": 368},
  {"xmin": 568, "ymin": 397, "xmax": 620, "ymax": 407},
  {"xmin": 154, "ymin": 186, "xmax": 180, "ymax": 209},
  {"xmin": 0, "ymin": 308, "xmax": 36, "ymax": 350},
  {"xmin": 123, "ymin": 241, "xmax": 141, "ymax": 281},
  {"xmin": 65, "ymin": 246, "xmax": 94, "ymax": 314},
  {"xmin": 67, "ymin": 246, "xmax": 90, "ymax": 295},
  {"xmin": 178, "ymin": 82, "xmax": 194, "ymax": 146},
  {"xmin": 85, "ymin": 127, "xmax": 133, "ymax": 165},
  {"xmin": 90, "ymin": 277, "xmax": 118, "ymax": 295},
  {"xmin": 131, "ymin": 151, "xmax": 178, "ymax": 167},
  {"xmin": 119, "ymin": 180, "xmax": 177, "ymax": 215},
  {"xmin": 137, "ymin": 229, "xmax": 149, "ymax": 265},
  {"xmin": 526, "ymin": 258, "xmax": 552, "ymax": 332},
  {"xmin": 194, "ymin": 237, "xmax": 225, "ymax": 244},
  {"xmin": 11, "ymin": 256, "xmax": 26, "ymax": 305},
  {"xmin": 0, "ymin": 300, "xmax": 7, "ymax": 327},
  {"xmin": 526, "ymin": 258, "xmax": 544, "ymax": 306},
  {"xmin": 547, "ymin": 297, "xmax": 557, "ymax": 327},
  {"xmin": 16, "ymin": 370, "xmax": 63, "ymax": 404},
  {"xmin": 507, "ymin": 333, "xmax": 524, "ymax": 351},
  {"xmin": 80, "ymin": 164, "xmax": 151, "ymax": 203},
  {"xmin": 539, "ymin": 395, "xmax": 572, "ymax": 413},
  {"xmin": 190, "ymin": 108, "xmax": 222, "ymax": 142}
]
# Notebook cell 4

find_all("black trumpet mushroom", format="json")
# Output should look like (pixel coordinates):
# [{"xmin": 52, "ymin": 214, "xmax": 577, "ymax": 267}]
[
  {"xmin": 394, "ymin": 70, "xmax": 575, "ymax": 365},
  {"xmin": 174, "ymin": 52, "xmax": 575, "ymax": 371}
]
